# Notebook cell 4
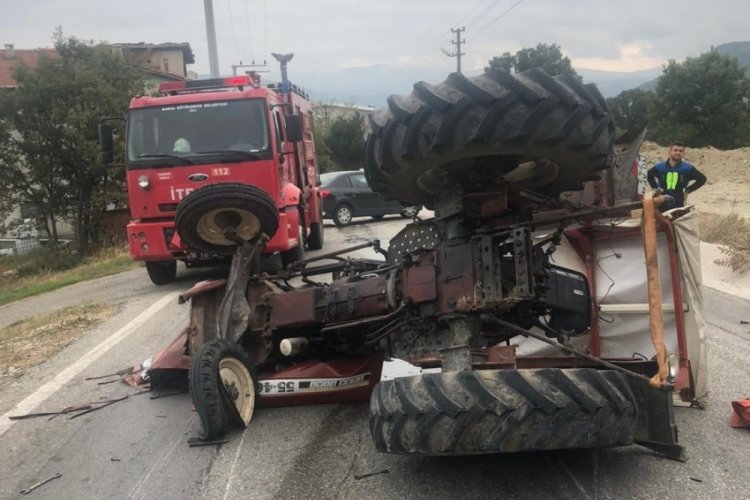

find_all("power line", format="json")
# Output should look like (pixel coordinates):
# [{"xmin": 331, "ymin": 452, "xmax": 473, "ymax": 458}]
[
  {"xmin": 463, "ymin": 0, "xmax": 506, "ymax": 32},
  {"xmin": 243, "ymin": 0, "xmax": 255, "ymax": 60},
  {"xmin": 471, "ymin": 0, "xmax": 525, "ymax": 40},
  {"xmin": 226, "ymin": 0, "xmax": 243, "ymax": 60}
]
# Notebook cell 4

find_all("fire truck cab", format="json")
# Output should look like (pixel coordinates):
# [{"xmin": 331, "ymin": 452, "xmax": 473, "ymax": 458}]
[{"xmin": 101, "ymin": 72, "xmax": 324, "ymax": 284}]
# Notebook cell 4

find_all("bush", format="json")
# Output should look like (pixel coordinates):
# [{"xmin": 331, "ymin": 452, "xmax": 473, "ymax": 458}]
[
  {"xmin": 699, "ymin": 212, "xmax": 750, "ymax": 272},
  {"xmin": 14, "ymin": 245, "xmax": 82, "ymax": 278}
]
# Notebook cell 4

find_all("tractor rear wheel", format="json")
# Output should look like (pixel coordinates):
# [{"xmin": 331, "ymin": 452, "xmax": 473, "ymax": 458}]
[
  {"xmin": 190, "ymin": 338, "xmax": 257, "ymax": 440},
  {"xmin": 175, "ymin": 183, "xmax": 279, "ymax": 254},
  {"xmin": 369, "ymin": 368, "xmax": 637, "ymax": 455},
  {"xmin": 365, "ymin": 69, "xmax": 615, "ymax": 206}
]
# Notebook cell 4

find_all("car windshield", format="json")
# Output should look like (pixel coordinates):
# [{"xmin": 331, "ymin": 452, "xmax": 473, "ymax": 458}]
[{"xmin": 126, "ymin": 99, "xmax": 269, "ymax": 167}]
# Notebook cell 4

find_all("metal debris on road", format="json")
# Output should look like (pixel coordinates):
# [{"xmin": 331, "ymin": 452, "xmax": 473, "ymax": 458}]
[
  {"xmin": 68, "ymin": 395, "xmax": 130, "ymax": 420},
  {"xmin": 19, "ymin": 472, "xmax": 62, "ymax": 495},
  {"xmin": 187, "ymin": 437, "xmax": 230, "ymax": 447},
  {"xmin": 354, "ymin": 469, "xmax": 389, "ymax": 480}
]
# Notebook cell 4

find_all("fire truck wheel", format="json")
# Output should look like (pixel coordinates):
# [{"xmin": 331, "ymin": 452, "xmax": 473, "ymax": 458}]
[
  {"xmin": 190, "ymin": 338, "xmax": 257, "ymax": 441},
  {"xmin": 145, "ymin": 260, "xmax": 177, "ymax": 285},
  {"xmin": 306, "ymin": 205, "xmax": 325, "ymax": 250},
  {"xmin": 306, "ymin": 222, "xmax": 325, "ymax": 250},
  {"xmin": 369, "ymin": 368, "xmax": 637, "ymax": 455},
  {"xmin": 333, "ymin": 204, "xmax": 354, "ymax": 227},
  {"xmin": 365, "ymin": 69, "xmax": 614, "ymax": 206},
  {"xmin": 175, "ymin": 183, "xmax": 279, "ymax": 255}
]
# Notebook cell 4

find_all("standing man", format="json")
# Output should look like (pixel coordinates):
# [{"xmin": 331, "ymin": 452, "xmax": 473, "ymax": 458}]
[{"xmin": 647, "ymin": 142, "xmax": 707, "ymax": 208}]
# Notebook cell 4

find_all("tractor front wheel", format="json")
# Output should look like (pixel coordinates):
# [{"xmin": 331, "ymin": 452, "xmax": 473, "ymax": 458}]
[{"xmin": 190, "ymin": 338, "xmax": 256, "ymax": 440}]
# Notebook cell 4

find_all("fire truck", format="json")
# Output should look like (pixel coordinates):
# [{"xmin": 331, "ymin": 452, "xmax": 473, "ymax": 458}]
[{"xmin": 99, "ymin": 57, "xmax": 324, "ymax": 284}]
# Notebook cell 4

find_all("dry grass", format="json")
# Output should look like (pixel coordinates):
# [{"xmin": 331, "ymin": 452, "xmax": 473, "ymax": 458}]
[
  {"xmin": 0, "ymin": 302, "xmax": 117, "ymax": 387},
  {"xmin": 0, "ymin": 246, "xmax": 136, "ymax": 306},
  {"xmin": 699, "ymin": 212, "xmax": 750, "ymax": 272}
]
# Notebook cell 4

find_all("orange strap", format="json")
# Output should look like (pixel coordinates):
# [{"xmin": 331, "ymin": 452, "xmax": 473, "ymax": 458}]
[{"xmin": 642, "ymin": 194, "xmax": 669, "ymax": 388}]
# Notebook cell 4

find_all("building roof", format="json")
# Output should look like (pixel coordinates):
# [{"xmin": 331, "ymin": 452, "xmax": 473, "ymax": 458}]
[
  {"xmin": 111, "ymin": 42, "xmax": 195, "ymax": 64},
  {"xmin": 0, "ymin": 47, "xmax": 58, "ymax": 88}
]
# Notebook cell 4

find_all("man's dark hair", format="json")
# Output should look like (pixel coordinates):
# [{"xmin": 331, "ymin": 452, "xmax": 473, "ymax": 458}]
[{"xmin": 670, "ymin": 141, "xmax": 685, "ymax": 148}]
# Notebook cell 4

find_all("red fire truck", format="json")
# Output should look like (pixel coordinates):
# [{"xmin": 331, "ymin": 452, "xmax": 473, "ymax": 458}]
[{"xmin": 100, "ymin": 66, "xmax": 324, "ymax": 284}]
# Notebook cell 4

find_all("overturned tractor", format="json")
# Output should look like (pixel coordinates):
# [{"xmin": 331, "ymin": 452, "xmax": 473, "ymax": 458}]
[{"xmin": 170, "ymin": 69, "xmax": 700, "ymax": 459}]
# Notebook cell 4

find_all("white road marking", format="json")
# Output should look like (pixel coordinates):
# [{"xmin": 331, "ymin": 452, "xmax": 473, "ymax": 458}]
[
  {"xmin": 0, "ymin": 292, "xmax": 179, "ymax": 436},
  {"xmin": 223, "ymin": 426, "xmax": 249, "ymax": 500}
]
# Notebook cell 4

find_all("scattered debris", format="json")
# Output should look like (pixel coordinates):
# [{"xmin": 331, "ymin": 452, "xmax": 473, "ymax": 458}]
[
  {"xmin": 68, "ymin": 395, "xmax": 129, "ymax": 420},
  {"xmin": 187, "ymin": 437, "xmax": 229, "ymax": 448},
  {"xmin": 690, "ymin": 477, "xmax": 703, "ymax": 483},
  {"xmin": 19, "ymin": 472, "xmax": 62, "ymax": 495},
  {"xmin": 84, "ymin": 368, "xmax": 131, "ymax": 381},
  {"xmin": 110, "ymin": 458, "xmax": 121, "ymax": 462},
  {"xmin": 10, "ymin": 404, "xmax": 91, "ymax": 420},
  {"xmin": 96, "ymin": 379, "xmax": 120, "ymax": 385},
  {"xmin": 740, "ymin": 320, "xmax": 748, "ymax": 325},
  {"xmin": 730, "ymin": 398, "xmax": 750, "ymax": 428},
  {"xmin": 149, "ymin": 390, "xmax": 184, "ymax": 400},
  {"xmin": 354, "ymin": 469, "xmax": 390, "ymax": 480}
]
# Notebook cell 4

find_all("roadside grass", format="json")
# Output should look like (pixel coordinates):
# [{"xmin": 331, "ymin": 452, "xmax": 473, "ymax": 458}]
[
  {"xmin": 0, "ymin": 302, "xmax": 117, "ymax": 387},
  {"xmin": 0, "ymin": 246, "xmax": 137, "ymax": 306},
  {"xmin": 699, "ymin": 211, "xmax": 750, "ymax": 272}
]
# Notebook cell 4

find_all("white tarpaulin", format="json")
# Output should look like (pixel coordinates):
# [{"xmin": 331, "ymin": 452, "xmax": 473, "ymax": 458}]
[{"xmin": 515, "ymin": 212, "xmax": 708, "ymax": 404}]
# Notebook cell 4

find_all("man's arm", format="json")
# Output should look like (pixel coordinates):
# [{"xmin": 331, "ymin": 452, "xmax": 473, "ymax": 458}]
[
  {"xmin": 686, "ymin": 167, "xmax": 707, "ymax": 193},
  {"xmin": 646, "ymin": 166, "xmax": 660, "ymax": 190}
]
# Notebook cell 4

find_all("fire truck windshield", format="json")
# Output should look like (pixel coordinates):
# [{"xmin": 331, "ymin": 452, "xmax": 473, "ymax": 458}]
[{"xmin": 126, "ymin": 99, "xmax": 270, "ymax": 168}]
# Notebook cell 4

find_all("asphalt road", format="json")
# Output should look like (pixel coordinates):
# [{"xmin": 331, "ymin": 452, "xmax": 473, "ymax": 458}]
[{"xmin": 0, "ymin": 213, "xmax": 748, "ymax": 500}]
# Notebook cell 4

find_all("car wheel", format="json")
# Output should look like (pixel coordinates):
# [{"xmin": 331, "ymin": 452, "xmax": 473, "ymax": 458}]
[
  {"xmin": 333, "ymin": 204, "xmax": 353, "ymax": 227},
  {"xmin": 400, "ymin": 205, "xmax": 420, "ymax": 218}
]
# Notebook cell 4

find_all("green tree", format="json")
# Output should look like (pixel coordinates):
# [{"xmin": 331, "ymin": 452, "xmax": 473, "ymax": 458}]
[
  {"xmin": 648, "ymin": 51, "xmax": 750, "ymax": 148},
  {"xmin": 486, "ymin": 43, "xmax": 578, "ymax": 76},
  {"xmin": 0, "ymin": 29, "xmax": 143, "ymax": 253},
  {"xmin": 324, "ymin": 113, "xmax": 365, "ymax": 171},
  {"xmin": 607, "ymin": 88, "xmax": 653, "ymax": 132}
]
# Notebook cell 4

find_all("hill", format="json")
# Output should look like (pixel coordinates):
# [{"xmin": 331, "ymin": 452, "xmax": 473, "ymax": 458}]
[{"xmin": 638, "ymin": 41, "xmax": 750, "ymax": 91}]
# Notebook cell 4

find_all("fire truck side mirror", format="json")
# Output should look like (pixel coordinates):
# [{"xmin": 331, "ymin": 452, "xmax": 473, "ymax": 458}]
[
  {"xmin": 98, "ymin": 124, "xmax": 114, "ymax": 164},
  {"xmin": 285, "ymin": 115, "xmax": 303, "ymax": 143}
]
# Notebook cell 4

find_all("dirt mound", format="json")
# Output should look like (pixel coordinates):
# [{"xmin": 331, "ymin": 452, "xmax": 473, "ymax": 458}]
[{"xmin": 639, "ymin": 141, "xmax": 750, "ymax": 217}]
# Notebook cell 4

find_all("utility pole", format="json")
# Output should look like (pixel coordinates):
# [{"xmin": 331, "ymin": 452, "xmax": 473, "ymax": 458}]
[
  {"xmin": 204, "ymin": 0, "xmax": 220, "ymax": 77},
  {"xmin": 450, "ymin": 26, "xmax": 466, "ymax": 74}
]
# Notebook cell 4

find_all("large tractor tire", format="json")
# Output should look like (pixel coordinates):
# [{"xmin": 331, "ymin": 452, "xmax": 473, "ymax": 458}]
[
  {"xmin": 370, "ymin": 368, "xmax": 637, "ymax": 455},
  {"xmin": 365, "ymin": 69, "xmax": 615, "ymax": 206},
  {"xmin": 190, "ymin": 338, "xmax": 257, "ymax": 440},
  {"xmin": 175, "ymin": 183, "xmax": 279, "ymax": 255}
]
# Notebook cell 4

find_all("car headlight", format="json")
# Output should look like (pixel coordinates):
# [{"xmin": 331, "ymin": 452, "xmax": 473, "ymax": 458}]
[{"xmin": 138, "ymin": 175, "xmax": 150, "ymax": 189}]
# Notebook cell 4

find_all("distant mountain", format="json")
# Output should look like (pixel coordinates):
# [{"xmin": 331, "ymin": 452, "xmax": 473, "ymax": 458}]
[
  {"xmin": 637, "ymin": 41, "xmax": 750, "ymax": 92},
  {"xmin": 575, "ymin": 67, "xmax": 662, "ymax": 97},
  {"xmin": 299, "ymin": 64, "xmax": 661, "ymax": 106},
  {"xmin": 197, "ymin": 42, "xmax": 750, "ymax": 106},
  {"xmin": 714, "ymin": 41, "xmax": 750, "ymax": 69}
]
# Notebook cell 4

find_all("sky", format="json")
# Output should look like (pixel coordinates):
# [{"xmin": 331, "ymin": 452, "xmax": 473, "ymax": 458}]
[{"xmin": 1, "ymin": 0, "xmax": 747, "ymax": 99}]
